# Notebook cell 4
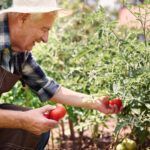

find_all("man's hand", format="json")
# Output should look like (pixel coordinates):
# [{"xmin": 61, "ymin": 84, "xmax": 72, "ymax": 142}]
[
  {"xmin": 21, "ymin": 105, "xmax": 58, "ymax": 135},
  {"xmin": 94, "ymin": 96, "xmax": 122, "ymax": 114}
]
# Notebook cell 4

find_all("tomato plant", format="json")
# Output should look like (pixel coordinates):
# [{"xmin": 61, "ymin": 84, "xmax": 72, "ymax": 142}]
[{"xmin": 1, "ymin": 1, "xmax": 149, "ymax": 149}]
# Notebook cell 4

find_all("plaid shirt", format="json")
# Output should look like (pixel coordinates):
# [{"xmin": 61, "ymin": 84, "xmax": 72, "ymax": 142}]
[{"xmin": 0, "ymin": 14, "xmax": 60, "ymax": 102}]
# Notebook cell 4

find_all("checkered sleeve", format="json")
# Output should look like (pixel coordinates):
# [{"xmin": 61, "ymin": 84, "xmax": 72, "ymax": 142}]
[{"xmin": 21, "ymin": 52, "xmax": 61, "ymax": 102}]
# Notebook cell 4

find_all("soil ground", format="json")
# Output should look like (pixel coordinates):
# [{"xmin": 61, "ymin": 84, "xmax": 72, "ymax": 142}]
[{"xmin": 44, "ymin": 118, "xmax": 132, "ymax": 150}]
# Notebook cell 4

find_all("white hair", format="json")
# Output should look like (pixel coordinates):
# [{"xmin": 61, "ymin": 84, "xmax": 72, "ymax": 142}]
[{"xmin": 8, "ymin": 11, "xmax": 57, "ymax": 21}]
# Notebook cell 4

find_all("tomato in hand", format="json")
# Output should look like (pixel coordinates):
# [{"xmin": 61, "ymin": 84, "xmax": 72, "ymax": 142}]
[
  {"xmin": 44, "ymin": 112, "xmax": 50, "ymax": 119},
  {"xmin": 44, "ymin": 104, "xmax": 67, "ymax": 121},
  {"xmin": 109, "ymin": 98, "xmax": 123, "ymax": 110}
]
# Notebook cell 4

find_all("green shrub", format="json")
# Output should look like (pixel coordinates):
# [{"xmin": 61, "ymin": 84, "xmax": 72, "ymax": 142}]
[{"xmin": 1, "ymin": 3, "xmax": 149, "ymax": 148}]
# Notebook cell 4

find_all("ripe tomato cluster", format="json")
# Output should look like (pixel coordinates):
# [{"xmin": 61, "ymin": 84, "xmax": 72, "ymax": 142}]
[
  {"xmin": 44, "ymin": 104, "xmax": 67, "ymax": 121},
  {"xmin": 109, "ymin": 98, "xmax": 123, "ymax": 108}
]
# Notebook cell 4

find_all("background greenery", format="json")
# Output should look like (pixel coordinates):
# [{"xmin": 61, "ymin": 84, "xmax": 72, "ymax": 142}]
[{"xmin": 0, "ymin": 0, "xmax": 149, "ymax": 149}]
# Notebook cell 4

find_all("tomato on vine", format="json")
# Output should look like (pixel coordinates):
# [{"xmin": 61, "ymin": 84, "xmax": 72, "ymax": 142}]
[{"xmin": 109, "ymin": 98, "xmax": 123, "ymax": 112}]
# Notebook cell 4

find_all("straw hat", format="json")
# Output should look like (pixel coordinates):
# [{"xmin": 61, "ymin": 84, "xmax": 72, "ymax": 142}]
[{"xmin": 0, "ymin": 0, "xmax": 62, "ymax": 14}]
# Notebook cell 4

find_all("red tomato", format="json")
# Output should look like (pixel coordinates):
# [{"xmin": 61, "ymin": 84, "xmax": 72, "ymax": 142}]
[
  {"xmin": 45, "ymin": 104, "xmax": 66, "ymax": 121},
  {"xmin": 109, "ymin": 98, "xmax": 123, "ymax": 108}
]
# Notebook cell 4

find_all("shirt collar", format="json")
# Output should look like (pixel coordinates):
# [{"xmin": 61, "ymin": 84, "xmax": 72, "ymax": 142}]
[{"xmin": 0, "ymin": 14, "xmax": 11, "ymax": 51}]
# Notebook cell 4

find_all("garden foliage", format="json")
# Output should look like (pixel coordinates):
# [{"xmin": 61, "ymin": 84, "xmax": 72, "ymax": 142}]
[{"xmin": 0, "ymin": 1, "xmax": 149, "ymax": 148}]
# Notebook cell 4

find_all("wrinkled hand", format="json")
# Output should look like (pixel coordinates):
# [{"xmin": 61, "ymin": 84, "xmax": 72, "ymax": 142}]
[
  {"xmin": 21, "ymin": 105, "xmax": 58, "ymax": 135},
  {"xmin": 95, "ymin": 96, "xmax": 122, "ymax": 114}
]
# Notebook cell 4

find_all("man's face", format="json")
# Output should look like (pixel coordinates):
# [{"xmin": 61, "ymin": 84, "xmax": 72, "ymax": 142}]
[{"xmin": 8, "ymin": 12, "xmax": 56, "ymax": 52}]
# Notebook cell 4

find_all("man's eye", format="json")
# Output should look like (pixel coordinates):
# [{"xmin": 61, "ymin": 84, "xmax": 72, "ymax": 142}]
[
  {"xmin": 42, "ymin": 27, "xmax": 50, "ymax": 32},
  {"xmin": 42, "ymin": 29, "xmax": 47, "ymax": 32}
]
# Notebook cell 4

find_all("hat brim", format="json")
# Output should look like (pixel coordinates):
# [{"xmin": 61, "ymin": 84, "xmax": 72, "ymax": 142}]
[
  {"xmin": 0, "ymin": 6, "xmax": 74, "ymax": 18},
  {"xmin": 0, "ymin": 6, "xmax": 62, "ymax": 14},
  {"xmin": 0, "ymin": 7, "xmax": 72, "ymax": 17}
]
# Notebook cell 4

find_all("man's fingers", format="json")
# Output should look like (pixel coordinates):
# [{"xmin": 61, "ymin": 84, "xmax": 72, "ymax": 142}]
[
  {"xmin": 108, "ymin": 104, "xmax": 117, "ymax": 114},
  {"xmin": 113, "ymin": 104, "xmax": 120, "ymax": 113},
  {"xmin": 113, "ymin": 104, "xmax": 123, "ymax": 113},
  {"xmin": 39, "ymin": 105, "xmax": 56, "ymax": 113},
  {"xmin": 46, "ymin": 119, "xmax": 58, "ymax": 128},
  {"xmin": 119, "ymin": 106, "xmax": 123, "ymax": 112},
  {"xmin": 109, "ymin": 104, "xmax": 122, "ymax": 114}
]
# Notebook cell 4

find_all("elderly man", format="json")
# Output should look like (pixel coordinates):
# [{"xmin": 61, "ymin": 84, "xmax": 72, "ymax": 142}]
[{"xmin": 0, "ymin": 0, "xmax": 122, "ymax": 149}]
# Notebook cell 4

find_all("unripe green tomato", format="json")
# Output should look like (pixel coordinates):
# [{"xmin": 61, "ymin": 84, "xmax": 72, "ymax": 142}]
[
  {"xmin": 122, "ymin": 138, "xmax": 137, "ymax": 150},
  {"xmin": 116, "ymin": 143, "xmax": 126, "ymax": 150}
]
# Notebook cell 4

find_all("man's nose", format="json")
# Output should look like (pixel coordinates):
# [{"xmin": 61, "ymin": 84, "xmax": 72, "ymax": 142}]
[{"xmin": 41, "ymin": 32, "xmax": 49, "ymax": 43}]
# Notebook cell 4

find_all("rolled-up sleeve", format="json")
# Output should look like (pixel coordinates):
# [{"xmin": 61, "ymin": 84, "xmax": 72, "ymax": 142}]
[{"xmin": 21, "ymin": 52, "xmax": 60, "ymax": 102}]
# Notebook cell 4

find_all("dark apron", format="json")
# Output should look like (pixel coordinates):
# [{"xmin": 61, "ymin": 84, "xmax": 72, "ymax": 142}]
[
  {"xmin": 0, "ymin": 66, "xmax": 21, "ymax": 95},
  {"xmin": 0, "ymin": 66, "xmax": 49, "ymax": 150}
]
